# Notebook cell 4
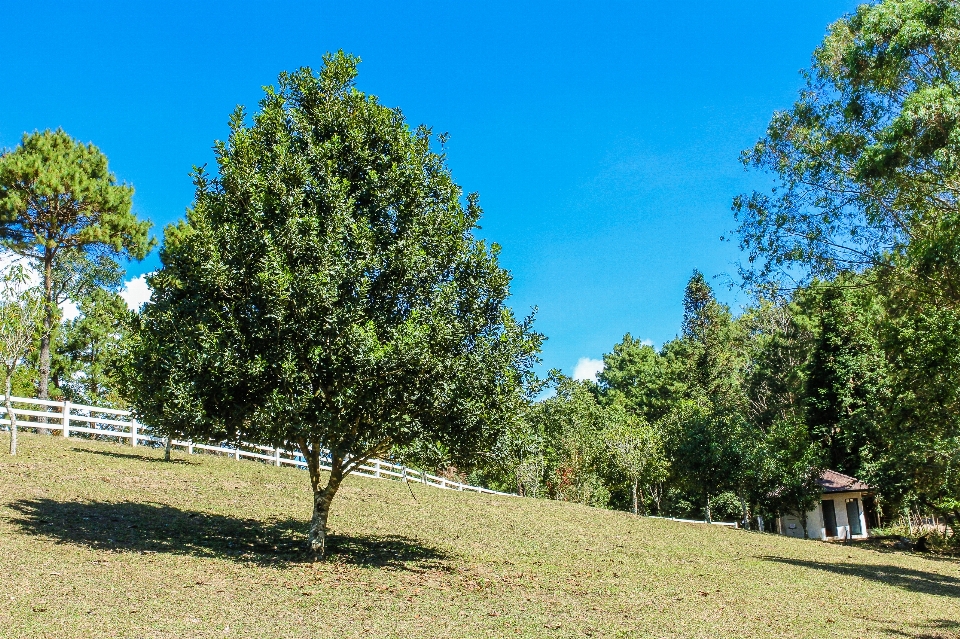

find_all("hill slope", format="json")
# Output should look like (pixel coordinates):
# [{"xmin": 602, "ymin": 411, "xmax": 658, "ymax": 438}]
[{"xmin": 0, "ymin": 434, "xmax": 957, "ymax": 638}]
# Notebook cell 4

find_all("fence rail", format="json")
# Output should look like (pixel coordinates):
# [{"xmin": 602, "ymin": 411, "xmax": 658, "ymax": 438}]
[{"xmin": 0, "ymin": 395, "xmax": 511, "ymax": 497}]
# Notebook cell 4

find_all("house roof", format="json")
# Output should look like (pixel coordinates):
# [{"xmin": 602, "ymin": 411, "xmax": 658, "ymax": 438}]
[{"xmin": 817, "ymin": 469, "xmax": 870, "ymax": 493}]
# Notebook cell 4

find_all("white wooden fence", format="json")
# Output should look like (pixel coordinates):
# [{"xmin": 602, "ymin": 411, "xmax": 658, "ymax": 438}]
[
  {"xmin": 649, "ymin": 516, "xmax": 739, "ymax": 529},
  {"xmin": 0, "ymin": 395, "xmax": 511, "ymax": 496}
]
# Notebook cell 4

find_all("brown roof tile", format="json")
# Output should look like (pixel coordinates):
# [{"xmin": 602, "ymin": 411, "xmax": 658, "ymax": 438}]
[{"xmin": 817, "ymin": 469, "xmax": 870, "ymax": 493}]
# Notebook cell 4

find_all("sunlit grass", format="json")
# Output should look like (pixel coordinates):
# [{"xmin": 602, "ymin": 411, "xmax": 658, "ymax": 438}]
[{"xmin": 1, "ymin": 433, "xmax": 958, "ymax": 638}]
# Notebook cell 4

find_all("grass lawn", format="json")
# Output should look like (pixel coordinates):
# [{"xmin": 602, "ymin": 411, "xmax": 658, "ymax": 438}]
[{"xmin": 1, "ymin": 433, "xmax": 958, "ymax": 638}]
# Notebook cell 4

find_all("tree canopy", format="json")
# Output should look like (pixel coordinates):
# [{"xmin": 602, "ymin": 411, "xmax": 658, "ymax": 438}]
[
  {"xmin": 734, "ymin": 0, "xmax": 960, "ymax": 300},
  {"xmin": 130, "ymin": 52, "xmax": 542, "ymax": 555}
]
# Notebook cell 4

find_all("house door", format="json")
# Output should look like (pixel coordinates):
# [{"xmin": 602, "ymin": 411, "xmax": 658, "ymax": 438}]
[
  {"xmin": 822, "ymin": 499, "xmax": 837, "ymax": 537},
  {"xmin": 845, "ymin": 498, "xmax": 862, "ymax": 536}
]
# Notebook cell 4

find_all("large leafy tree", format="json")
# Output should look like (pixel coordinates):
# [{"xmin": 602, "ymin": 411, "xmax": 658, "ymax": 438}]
[
  {"xmin": 131, "ymin": 52, "xmax": 542, "ymax": 555},
  {"xmin": 597, "ymin": 334, "xmax": 674, "ymax": 423},
  {"xmin": 734, "ymin": 0, "xmax": 960, "ymax": 300},
  {"xmin": 804, "ymin": 282, "xmax": 888, "ymax": 477},
  {"xmin": 531, "ymin": 377, "xmax": 613, "ymax": 507},
  {"xmin": 877, "ymin": 299, "xmax": 960, "ymax": 523},
  {"xmin": 733, "ymin": 0, "xmax": 960, "ymax": 525},
  {"xmin": 0, "ymin": 130, "xmax": 152, "ymax": 401}
]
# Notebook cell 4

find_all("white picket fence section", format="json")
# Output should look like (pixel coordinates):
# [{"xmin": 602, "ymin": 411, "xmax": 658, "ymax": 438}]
[
  {"xmin": 0, "ymin": 395, "xmax": 511, "ymax": 497},
  {"xmin": 649, "ymin": 516, "xmax": 739, "ymax": 529}
]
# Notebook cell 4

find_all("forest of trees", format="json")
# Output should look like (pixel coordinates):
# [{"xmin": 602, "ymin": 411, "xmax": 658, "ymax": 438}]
[
  {"xmin": 470, "ymin": 268, "xmax": 958, "ymax": 534},
  {"xmin": 2, "ymin": 0, "xmax": 960, "ymax": 549}
]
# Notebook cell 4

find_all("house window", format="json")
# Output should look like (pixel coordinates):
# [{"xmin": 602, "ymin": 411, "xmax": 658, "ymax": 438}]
[
  {"xmin": 845, "ymin": 498, "xmax": 862, "ymax": 536},
  {"xmin": 822, "ymin": 499, "xmax": 837, "ymax": 537}
]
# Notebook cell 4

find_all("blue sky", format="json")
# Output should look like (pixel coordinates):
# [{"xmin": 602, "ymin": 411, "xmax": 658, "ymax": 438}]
[{"xmin": 0, "ymin": 0, "xmax": 860, "ymax": 378}]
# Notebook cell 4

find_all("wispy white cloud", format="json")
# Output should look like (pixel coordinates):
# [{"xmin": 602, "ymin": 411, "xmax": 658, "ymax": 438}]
[
  {"xmin": 641, "ymin": 338, "xmax": 654, "ymax": 347},
  {"xmin": 573, "ymin": 357, "xmax": 604, "ymax": 383},
  {"xmin": 120, "ymin": 275, "xmax": 152, "ymax": 311}
]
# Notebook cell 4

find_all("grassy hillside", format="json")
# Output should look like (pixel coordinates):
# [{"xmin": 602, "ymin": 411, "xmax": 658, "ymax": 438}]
[{"xmin": 0, "ymin": 434, "xmax": 957, "ymax": 638}]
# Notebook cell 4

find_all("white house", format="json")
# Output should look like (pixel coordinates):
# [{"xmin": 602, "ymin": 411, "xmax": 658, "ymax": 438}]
[{"xmin": 778, "ymin": 470, "xmax": 871, "ymax": 541}]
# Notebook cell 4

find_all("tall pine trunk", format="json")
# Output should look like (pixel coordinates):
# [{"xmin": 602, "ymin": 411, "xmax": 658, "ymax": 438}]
[
  {"xmin": 705, "ymin": 493, "xmax": 712, "ymax": 523},
  {"xmin": 6, "ymin": 373, "xmax": 17, "ymax": 455},
  {"xmin": 37, "ymin": 250, "xmax": 53, "ymax": 434},
  {"xmin": 632, "ymin": 478, "xmax": 638, "ymax": 516}
]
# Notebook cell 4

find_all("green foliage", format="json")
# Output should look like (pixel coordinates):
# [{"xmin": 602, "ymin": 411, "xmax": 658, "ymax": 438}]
[
  {"xmin": 0, "ymin": 266, "xmax": 43, "ymax": 374},
  {"xmin": 602, "ymin": 406, "xmax": 668, "ymax": 515},
  {"xmin": 0, "ymin": 265, "xmax": 44, "ymax": 454},
  {"xmin": 763, "ymin": 416, "xmax": 824, "ymax": 535},
  {"xmin": 55, "ymin": 288, "xmax": 133, "ymax": 408},
  {"xmin": 480, "ymin": 374, "xmax": 672, "ymax": 511},
  {"xmin": 734, "ymin": 0, "xmax": 960, "ymax": 295},
  {"xmin": 804, "ymin": 282, "xmax": 888, "ymax": 477},
  {"xmin": 129, "ymin": 52, "xmax": 542, "ymax": 552},
  {"xmin": 597, "ymin": 334, "xmax": 673, "ymax": 422},
  {"xmin": 0, "ymin": 130, "xmax": 147, "ymax": 258},
  {"xmin": 525, "ymin": 377, "xmax": 612, "ymax": 506},
  {"xmin": 731, "ymin": 0, "xmax": 960, "ymax": 528},
  {"xmin": 876, "ymin": 300, "xmax": 960, "ymax": 517},
  {"xmin": 663, "ymin": 272, "xmax": 757, "ymax": 521},
  {"xmin": 0, "ymin": 129, "xmax": 152, "ymax": 399}
]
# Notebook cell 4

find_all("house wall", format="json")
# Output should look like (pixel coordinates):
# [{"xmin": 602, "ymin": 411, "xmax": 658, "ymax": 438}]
[{"xmin": 778, "ymin": 491, "xmax": 869, "ymax": 540}]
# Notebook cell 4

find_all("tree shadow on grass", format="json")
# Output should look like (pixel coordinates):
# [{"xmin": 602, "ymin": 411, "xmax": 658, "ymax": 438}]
[
  {"xmin": 885, "ymin": 618, "xmax": 960, "ymax": 638},
  {"xmin": 761, "ymin": 556, "xmax": 960, "ymax": 598},
  {"xmin": 71, "ymin": 447, "xmax": 197, "ymax": 465},
  {"xmin": 8, "ymin": 498, "xmax": 449, "ymax": 571}
]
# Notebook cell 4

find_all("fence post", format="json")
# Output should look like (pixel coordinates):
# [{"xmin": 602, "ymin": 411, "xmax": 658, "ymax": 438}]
[
  {"xmin": 375, "ymin": 460, "xmax": 381, "ymax": 478},
  {"xmin": 130, "ymin": 421, "xmax": 138, "ymax": 447},
  {"xmin": 235, "ymin": 449, "xmax": 241, "ymax": 461},
  {"xmin": 275, "ymin": 447, "xmax": 281, "ymax": 467},
  {"xmin": 61, "ymin": 400, "xmax": 70, "ymax": 438},
  {"xmin": 188, "ymin": 443, "xmax": 194, "ymax": 455}
]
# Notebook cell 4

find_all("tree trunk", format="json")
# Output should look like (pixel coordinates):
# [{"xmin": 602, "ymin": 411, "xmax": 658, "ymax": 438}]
[
  {"xmin": 632, "ymin": 478, "xmax": 638, "ymax": 515},
  {"xmin": 310, "ymin": 475, "xmax": 343, "ymax": 558},
  {"xmin": 648, "ymin": 483, "xmax": 662, "ymax": 515},
  {"xmin": 6, "ymin": 373, "xmax": 17, "ymax": 456},
  {"xmin": 38, "ymin": 251, "xmax": 53, "ymax": 401},
  {"xmin": 705, "ymin": 493, "xmax": 712, "ymax": 523},
  {"xmin": 740, "ymin": 494, "xmax": 749, "ymax": 530},
  {"xmin": 37, "ymin": 250, "xmax": 53, "ymax": 434},
  {"xmin": 300, "ymin": 439, "xmax": 344, "ymax": 559}
]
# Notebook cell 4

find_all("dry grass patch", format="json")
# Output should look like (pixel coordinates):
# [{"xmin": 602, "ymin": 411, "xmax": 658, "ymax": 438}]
[{"xmin": 1, "ymin": 433, "xmax": 958, "ymax": 638}]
